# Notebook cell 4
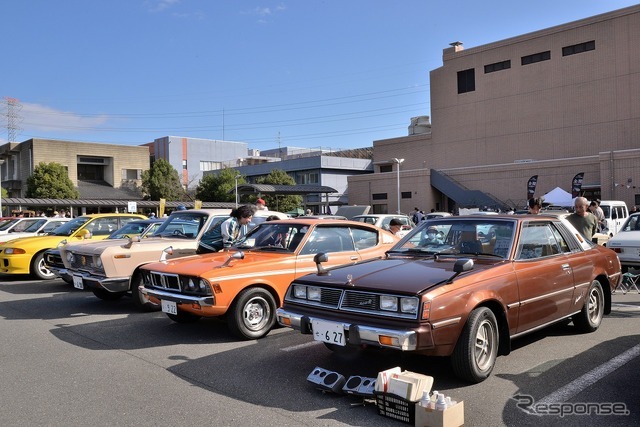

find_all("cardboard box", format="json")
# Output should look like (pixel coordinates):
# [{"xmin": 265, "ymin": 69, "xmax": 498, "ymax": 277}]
[
  {"xmin": 375, "ymin": 366, "xmax": 402, "ymax": 393},
  {"xmin": 388, "ymin": 372, "xmax": 434, "ymax": 401},
  {"xmin": 414, "ymin": 400, "xmax": 464, "ymax": 427}
]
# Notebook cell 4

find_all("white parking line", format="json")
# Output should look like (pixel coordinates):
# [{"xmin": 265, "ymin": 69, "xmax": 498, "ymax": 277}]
[
  {"xmin": 537, "ymin": 343, "xmax": 640, "ymax": 404},
  {"xmin": 281, "ymin": 341, "xmax": 322, "ymax": 352}
]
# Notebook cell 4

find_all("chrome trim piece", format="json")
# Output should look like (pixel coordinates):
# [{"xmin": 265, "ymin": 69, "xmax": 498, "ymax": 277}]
[
  {"xmin": 431, "ymin": 317, "xmax": 461, "ymax": 329},
  {"xmin": 519, "ymin": 287, "xmax": 574, "ymax": 306},
  {"xmin": 510, "ymin": 311, "xmax": 580, "ymax": 339},
  {"xmin": 140, "ymin": 287, "xmax": 214, "ymax": 306}
]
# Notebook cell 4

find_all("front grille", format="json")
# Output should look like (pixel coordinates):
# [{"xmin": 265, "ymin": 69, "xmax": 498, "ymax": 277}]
[
  {"xmin": 69, "ymin": 253, "xmax": 94, "ymax": 270},
  {"xmin": 342, "ymin": 291, "xmax": 379, "ymax": 311},
  {"xmin": 147, "ymin": 271, "xmax": 181, "ymax": 291}
]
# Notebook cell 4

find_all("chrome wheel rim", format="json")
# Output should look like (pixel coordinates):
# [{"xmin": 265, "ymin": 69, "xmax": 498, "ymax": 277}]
[
  {"xmin": 475, "ymin": 318, "xmax": 497, "ymax": 371},
  {"xmin": 243, "ymin": 296, "xmax": 270, "ymax": 331}
]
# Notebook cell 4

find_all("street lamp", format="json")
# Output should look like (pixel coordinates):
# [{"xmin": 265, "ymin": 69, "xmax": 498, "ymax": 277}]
[
  {"xmin": 392, "ymin": 158, "xmax": 405, "ymax": 214},
  {"xmin": 234, "ymin": 174, "xmax": 241, "ymax": 208}
]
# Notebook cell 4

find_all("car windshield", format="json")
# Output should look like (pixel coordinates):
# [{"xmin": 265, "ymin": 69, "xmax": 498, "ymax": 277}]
[
  {"xmin": 22, "ymin": 219, "xmax": 48, "ymax": 232},
  {"xmin": 390, "ymin": 218, "xmax": 516, "ymax": 258},
  {"xmin": 108, "ymin": 221, "xmax": 153, "ymax": 239},
  {"xmin": 0, "ymin": 219, "xmax": 20, "ymax": 231},
  {"xmin": 621, "ymin": 214, "xmax": 640, "ymax": 232},
  {"xmin": 235, "ymin": 222, "xmax": 309, "ymax": 252},
  {"xmin": 50, "ymin": 217, "xmax": 92, "ymax": 236},
  {"xmin": 152, "ymin": 212, "xmax": 209, "ymax": 238}
]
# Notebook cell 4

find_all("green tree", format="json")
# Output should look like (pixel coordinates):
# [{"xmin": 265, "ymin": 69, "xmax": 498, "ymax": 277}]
[
  {"xmin": 256, "ymin": 169, "xmax": 302, "ymax": 212},
  {"xmin": 196, "ymin": 168, "xmax": 245, "ymax": 202},
  {"xmin": 26, "ymin": 162, "xmax": 80, "ymax": 199},
  {"xmin": 141, "ymin": 159, "xmax": 184, "ymax": 201}
]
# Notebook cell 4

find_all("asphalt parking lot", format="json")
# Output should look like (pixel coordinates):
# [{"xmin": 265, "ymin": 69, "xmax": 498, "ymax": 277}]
[{"xmin": 0, "ymin": 275, "xmax": 638, "ymax": 426}]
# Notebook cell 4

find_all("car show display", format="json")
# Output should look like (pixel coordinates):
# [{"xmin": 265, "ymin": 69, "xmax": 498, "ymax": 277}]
[{"xmin": 277, "ymin": 214, "xmax": 621, "ymax": 383}]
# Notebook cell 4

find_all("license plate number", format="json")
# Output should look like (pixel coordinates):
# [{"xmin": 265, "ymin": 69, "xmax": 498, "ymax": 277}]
[
  {"xmin": 73, "ymin": 275, "xmax": 84, "ymax": 290},
  {"xmin": 312, "ymin": 319, "xmax": 345, "ymax": 346},
  {"xmin": 161, "ymin": 300, "xmax": 178, "ymax": 315}
]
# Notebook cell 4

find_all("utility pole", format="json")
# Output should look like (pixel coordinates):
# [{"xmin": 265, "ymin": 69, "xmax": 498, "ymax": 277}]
[{"xmin": 3, "ymin": 97, "xmax": 22, "ymax": 143}]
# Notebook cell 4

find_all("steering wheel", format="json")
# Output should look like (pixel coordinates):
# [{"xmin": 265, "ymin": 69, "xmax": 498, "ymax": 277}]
[{"xmin": 173, "ymin": 229, "xmax": 185, "ymax": 236}]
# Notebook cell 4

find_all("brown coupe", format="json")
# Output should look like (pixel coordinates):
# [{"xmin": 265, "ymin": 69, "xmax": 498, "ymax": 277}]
[{"xmin": 276, "ymin": 214, "xmax": 621, "ymax": 383}]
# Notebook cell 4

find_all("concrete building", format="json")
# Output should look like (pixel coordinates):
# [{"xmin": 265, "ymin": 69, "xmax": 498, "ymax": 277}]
[
  {"xmin": 0, "ymin": 138, "xmax": 149, "ymax": 200},
  {"xmin": 213, "ymin": 146, "xmax": 373, "ymax": 213},
  {"xmin": 149, "ymin": 136, "xmax": 248, "ymax": 190},
  {"xmin": 349, "ymin": 5, "xmax": 640, "ymax": 214}
]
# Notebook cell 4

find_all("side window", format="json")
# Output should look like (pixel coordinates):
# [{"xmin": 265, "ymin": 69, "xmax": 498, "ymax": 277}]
[
  {"xmin": 351, "ymin": 227, "xmax": 378, "ymax": 250},
  {"xmin": 91, "ymin": 218, "xmax": 120, "ymax": 236},
  {"xmin": 42, "ymin": 221, "xmax": 65, "ymax": 233},
  {"xmin": 549, "ymin": 224, "xmax": 571, "ymax": 253},
  {"xmin": 516, "ymin": 223, "xmax": 560, "ymax": 260},
  {"xmin": 300, "ymin": 227, "xmax": 354, "ymax": 255},
  {"xmin": 119, "ymin": 217, "xmax": 139, "ymax": 228}
]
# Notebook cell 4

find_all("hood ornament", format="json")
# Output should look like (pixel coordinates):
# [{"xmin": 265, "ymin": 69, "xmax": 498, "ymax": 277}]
[{"xmin": 346, "ymin": 274, "xmax": 354, "ymax": 286}]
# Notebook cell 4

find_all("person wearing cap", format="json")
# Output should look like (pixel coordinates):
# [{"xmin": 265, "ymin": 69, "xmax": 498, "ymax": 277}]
[
  {"xmin": 421, "ymin": 225, "xmax": 444, "ymax": 245},
  {"xmin": 256, "ymin": 198, "xmax": 268, "ymax": 211},
  {"xmin": 176, "ymin": 204, "xmax": 187, "ymax": 211}
]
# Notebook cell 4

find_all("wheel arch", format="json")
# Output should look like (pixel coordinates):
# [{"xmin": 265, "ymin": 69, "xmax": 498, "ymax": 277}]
[
  {"xmin": 594, "ymin": 273, "xmax": 612, "ymax": 315},
  {"xmin": 472, "ymin": 299, "xmax": 511, "ymax": 356},
  {"xmin": 231, "ymin": 282, "xmax": 281, "ymax": 308}
]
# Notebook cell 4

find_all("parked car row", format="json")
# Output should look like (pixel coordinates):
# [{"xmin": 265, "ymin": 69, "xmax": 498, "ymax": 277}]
[{"xmin": 2, "ymin": 209, "xmax": 624, "ymax": 384}]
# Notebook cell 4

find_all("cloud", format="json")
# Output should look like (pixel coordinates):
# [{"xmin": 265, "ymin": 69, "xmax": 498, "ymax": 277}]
[
  {"xmin": 146, "ymin": 0, "xmax": 181, "ymax": 13},
  {"xmin": 243, "ymin": 3, "xmax": 287, "ymax": 22},
  {"xmin": 20, "ymin": 103, "xmax": 111, "ymax": 133}
]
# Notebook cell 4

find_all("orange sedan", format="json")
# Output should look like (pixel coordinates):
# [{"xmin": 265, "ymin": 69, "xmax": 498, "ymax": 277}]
[{"xmin": 139, "ymin": 219, "xmax": 399, "ymax": 339}]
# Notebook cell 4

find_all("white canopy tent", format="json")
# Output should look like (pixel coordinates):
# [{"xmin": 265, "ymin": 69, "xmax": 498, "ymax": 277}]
[{"xmin": 542, "ymin": 187, "xmax": 574, "ymax": 207}]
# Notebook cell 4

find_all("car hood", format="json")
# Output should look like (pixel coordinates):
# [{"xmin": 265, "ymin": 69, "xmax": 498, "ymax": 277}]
[
  {"xmin": 294, "ymin": 256, "xmax": 496, "ymax": 294},
  {"xmin": 142, "ymin": 250, "xmax": 291, "ymax": 276},
  {"xmin": 0, "ymin": 234, "xmax": 66, "ymax": 249},
  {"xmin": 64, "ymin": 236, "xmax": 197, "ymax": 254},
  {"xmin": 607, "ymin": 231, "xmax": 640, "ymax": 246}
]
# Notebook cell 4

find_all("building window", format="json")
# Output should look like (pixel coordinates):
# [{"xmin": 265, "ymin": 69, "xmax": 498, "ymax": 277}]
[
  {"xmin": 484, "ymin": 60, "xmax": 511, "ymax": 74},
  {"xmin": 200, "ymin": 161, "xmax": 222, "ymax": 171},
  {"xmin": 122, "ymin": 169, "xmax": 141, "ymax": 180},
  {"xmin": 372, "ymin": 204, "xmax": 388, "ymax": 214},
  {"xmin": 401, "ymin": 191, "xmax": 412, "ymax": 199},
  {"xmin": 521, "ymin": 51, "xmax": 551, "ymax": 65},
  {"xmin": 379, "ymin": 165, "xmax": 392, "ymax": 173},
  {"xmin": 457, "ymin": 68, "xmax": 475, "ymax": 94},
  {"xmin": 298, "ymin": 172, "xmax": 319, "ymax": 185},
  {"xmin": 562, "ymin": 40, "xmax": 595, "ymax": 57},
  {"xmin": 372, "ymin": 193, "xmax": 388, "ymax": 200}
]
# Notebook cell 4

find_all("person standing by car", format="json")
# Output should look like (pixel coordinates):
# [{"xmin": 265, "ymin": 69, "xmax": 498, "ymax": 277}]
[
  {"xmin": 589, "ymin": 200, "xmax": 605, "ymax": 231},
  {"xmin": 567, "ymin": 197, "xmax": 598, "ymax": 241},
  {"xmin": 256, "ymin": 198, "xmax": 268, "ymax": 211},
  {"xmin": 197, "ymin": 205, "xmax": 257, "ymax": 254}
]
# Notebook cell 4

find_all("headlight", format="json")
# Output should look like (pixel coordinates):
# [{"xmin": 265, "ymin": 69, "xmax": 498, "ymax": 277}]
[
  {"xmin": 4, "ymin": 248, "xmax": 26, "ymax": 255},
  {"xmin": 380, "ymin": 295, "xmax": 398, "ymax": 311},
  {"xmin": 307, "ymin": 286, "xmax": 321, "ymax": 301},
  {"xmin": 400, "ymin": 297, "xmax": 419, "ymax": 314},
  {"xmin": 293, "ymin": 285, "xmax": 307, "ymax": 299},
  {"xmin": 187, "ymin": 278, "xmax": 196, "ymax": 290},
  {"xmin": 95, "ymin": 257, "xmax": 103, "ymax": 268},
  {"xmin": 198, "ymin": 279, "xmax": 208, "ymax": 292},
  {"xmin": 66, "ymin": 253, "xmax": 75, "ymax": 263}
]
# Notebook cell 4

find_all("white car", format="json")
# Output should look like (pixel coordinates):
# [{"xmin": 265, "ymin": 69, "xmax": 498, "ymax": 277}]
[
  {"xmin": 606, "ymin": 212, "xmax": 640, "ymax": 272},
  {"xmin": 0, "ymin": 217, "xmax": 70, "ymax": 243},
  {"xmin": 351, "ymin": 214, "xmax": 414, "ymax": 237}
]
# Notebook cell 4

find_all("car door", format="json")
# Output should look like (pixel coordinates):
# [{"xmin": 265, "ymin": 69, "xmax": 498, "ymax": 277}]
[{"xmin": 513, "ymin": 221, "xmax": 576, "ymax": 333}]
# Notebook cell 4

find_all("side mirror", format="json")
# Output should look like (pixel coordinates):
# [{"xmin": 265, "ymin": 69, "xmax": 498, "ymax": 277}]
[
  {"xmin": 159, "ymin": 246, "xmax": 174, "ymax": 262},
  {"xmin": 447, "ymin": 258, "xmax": 474, "ymax": 283},
  {"xmin": 314, "ymin": 252, "xmax": 329, "ymax": 275},
  {"xmin": 76, "ymin": 229, "xmax": 91, "ymax": 239},
  {"xmin": 220, "ymin": 251, "xmax": 245, "ymax": 268}
]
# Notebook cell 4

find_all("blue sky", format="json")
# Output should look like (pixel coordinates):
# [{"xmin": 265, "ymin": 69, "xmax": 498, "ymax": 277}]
[{"xmin": 1, "ymin": 0, "xmax": 638, "ymax": 152}]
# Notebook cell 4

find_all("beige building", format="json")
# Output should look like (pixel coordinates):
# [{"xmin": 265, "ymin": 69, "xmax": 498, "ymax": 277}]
[
  {"xmin": 349, "ymin": 5, "xmax": 640, "ymax": 213},
  {"xmin": 0, "ymin": 138, "xmax": 149, "ymax": 199}
]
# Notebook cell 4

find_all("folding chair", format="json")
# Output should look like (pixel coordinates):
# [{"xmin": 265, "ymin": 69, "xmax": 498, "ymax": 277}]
[{"xmin": 619, "ymin": 272, "xmax": 640, "ymax": 294}]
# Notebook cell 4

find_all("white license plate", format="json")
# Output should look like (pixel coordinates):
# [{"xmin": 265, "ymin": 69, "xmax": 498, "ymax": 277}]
[
  {"xmin": 161, "ymin": 300, "xmax": 178, "ymax": 315},
  {"xmin": 73, "ymin": 275, "xmax": 84, "ymax": 290},
  {"xmin": 312, "ymin": 319, "xmax": 346, "ymax": 346}
]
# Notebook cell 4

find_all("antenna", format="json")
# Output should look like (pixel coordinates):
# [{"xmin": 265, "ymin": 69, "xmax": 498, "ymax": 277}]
[{"xmin": 3, "ymin": 97, "xmax": 22, "ymax": 142}]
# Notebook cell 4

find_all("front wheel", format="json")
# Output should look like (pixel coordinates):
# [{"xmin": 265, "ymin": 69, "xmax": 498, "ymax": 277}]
[
  {"xmin": 451, "ymin": 307, "xmax": 499, "ymax": 383},
  {"xmin": 228, "ymin": 288, "xmax": 277, "ymax": 340},
  {"xmin": 573, "ymin": 280, "xmax": 604, "ymax": 333},
  {"xmin": 31, "ymin": 252, "xmax": 56, "ymax": 280},
  {"xmin": 130, "ymin": 272, "xmax": 159, "ymax": 312}
]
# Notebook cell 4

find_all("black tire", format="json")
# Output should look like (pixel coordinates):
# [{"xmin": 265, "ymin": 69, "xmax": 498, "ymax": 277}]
[
  {"xmin": 92, "ymin": 288, "xmax": 126, "ymax": 301},
  {"xmin": 227, "ymin": 287, "xmax": 276, "ymax": 340},
  {"xmin": 130, "ymin": 272, "xmax": 159, "ymax": 312},
  {"xmin": 167, "ymin": 311, "xmax": 201, "ymax": 323},
  {"xmin": 451, "ymin": 307, "xmax": 499, "ymax": 383},
  {"xmin": 30, "ymin": 252, "xmax": 56, "ymax": 280},
  {"xmin": 573, "ymin": 280, "xmax": 604, "ymax": 333}
]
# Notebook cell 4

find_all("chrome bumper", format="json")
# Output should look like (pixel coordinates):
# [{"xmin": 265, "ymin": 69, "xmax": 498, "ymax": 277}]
[
  {"xmin": 275, "ymin": 308, "xmax": 418, "ymax": 351},
  {"xmin": 139, "ymin": 286, "xmax": 214, "ymax": 306}
]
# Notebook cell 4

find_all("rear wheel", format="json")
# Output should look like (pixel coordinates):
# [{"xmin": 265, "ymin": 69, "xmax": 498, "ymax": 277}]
[
  {"xmin": 451, "ymin": 307, "xmax": 499, "ymax": 383},
  {"xmin": 130, "ymin": 272, "xmax": 159, "ymax": 312},
  {"xmin": 573, "ymin": 280, "xmax": 604, "ymax": 333},
  {"xmin": 91, "ymin": 288, "xmax": 126, "ymax": 301},
  {"xmin": 228, "ymin": 288, "xmax": 276, "ymax": 340},
  {"xmin": 31, "ymin": 252, "xmax": 56, "ymax": 280}
]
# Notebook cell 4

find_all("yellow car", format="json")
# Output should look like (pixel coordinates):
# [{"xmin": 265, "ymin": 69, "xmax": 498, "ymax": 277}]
[{"xmin": 0, "ymin": 213, "xmax": 146, "ymax": 280}]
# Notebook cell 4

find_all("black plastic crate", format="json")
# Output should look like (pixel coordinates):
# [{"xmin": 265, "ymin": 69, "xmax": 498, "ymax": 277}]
[{"xmin": 374, "ymin": 391, "xmax": 416, "ymax": 424}]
